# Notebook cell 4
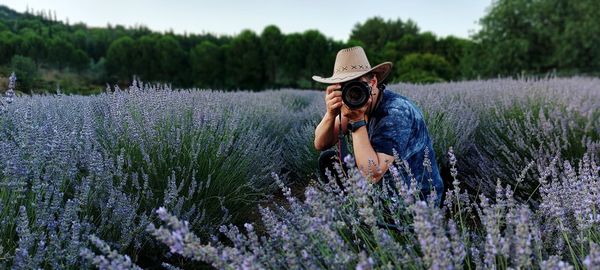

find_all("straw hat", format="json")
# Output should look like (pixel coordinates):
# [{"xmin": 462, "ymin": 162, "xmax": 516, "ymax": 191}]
[{"xmin": 312, "ymin": 46, "xmax": 393, "ymax": 84}]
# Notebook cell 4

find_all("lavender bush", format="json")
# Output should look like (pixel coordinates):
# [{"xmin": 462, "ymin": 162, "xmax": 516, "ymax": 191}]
[
  {"xmin": 150, "ymin": 149, "xmax": 599, "ymax": 269},
  {"xmin": 391, "ymin": 78, "xmax": 600, "ymax": 203},
  {"xmin": 0, "ymin": 79, "xmax": 318, "ymax": 268}
]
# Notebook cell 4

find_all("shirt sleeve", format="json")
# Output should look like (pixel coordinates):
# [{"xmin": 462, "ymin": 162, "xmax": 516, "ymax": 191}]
[{"xmin": 369, "ymin": 101, "xmax": 415, "ymax": 159}]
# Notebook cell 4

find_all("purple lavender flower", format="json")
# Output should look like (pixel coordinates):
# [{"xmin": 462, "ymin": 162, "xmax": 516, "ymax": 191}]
[
  {"xmin": 6, "ymin": 72, "xmax": 16, "ymax": 104},
  {"xmin": 80, "ymin": 235, "xmax": 142, "ymax": 270}
]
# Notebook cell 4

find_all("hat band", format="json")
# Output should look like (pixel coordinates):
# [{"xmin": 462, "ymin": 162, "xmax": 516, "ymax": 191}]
[
  {"xmin": 334, "ymin": 64, "xmax": 371, "ymax": 73},
  {"xmin": 328, "ymin": 73, "xmax": 368, "ymax": 81}
]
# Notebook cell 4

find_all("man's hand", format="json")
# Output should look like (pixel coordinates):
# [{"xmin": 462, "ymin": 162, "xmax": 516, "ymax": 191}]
[
  {"xmin": 342, "ymin": 96, "xmax": 372, "ymax": 122},
  {"xmin": 325, "ymin": 84, "xmax": 343, "ymax": 117}
]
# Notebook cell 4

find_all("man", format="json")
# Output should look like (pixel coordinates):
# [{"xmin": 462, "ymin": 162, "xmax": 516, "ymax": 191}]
[{"xmin": 312, "ymin": 46, "xmax": 444, "ymax": 205}]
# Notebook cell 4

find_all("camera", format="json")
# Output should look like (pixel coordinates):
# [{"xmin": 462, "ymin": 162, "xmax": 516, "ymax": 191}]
[{"xmin": 339, "ymin": 80, "xmax": 372, "ymax": 110}]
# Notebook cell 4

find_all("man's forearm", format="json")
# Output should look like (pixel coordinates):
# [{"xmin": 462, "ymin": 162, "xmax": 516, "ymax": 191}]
[
  {"xmin": 314, "ymin": 113, "xmax": 337, "ymax": 150},
  {"xmin": 350, "ymin": 126, "xmax": 383, "ymax": 182}
]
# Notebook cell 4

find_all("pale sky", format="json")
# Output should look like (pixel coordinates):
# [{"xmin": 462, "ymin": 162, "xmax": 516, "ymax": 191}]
[{"xmin": 1, "ymin": 0, "xmax": 493, "ymax": 41}]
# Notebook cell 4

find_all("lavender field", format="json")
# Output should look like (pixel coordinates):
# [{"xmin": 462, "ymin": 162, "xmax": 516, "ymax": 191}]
[{"xmin": 0, "ymin": 76, "xmax": 599, "ymax": 269}]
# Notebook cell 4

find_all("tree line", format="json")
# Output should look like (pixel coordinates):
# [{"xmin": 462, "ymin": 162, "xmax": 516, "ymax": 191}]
[{"xmin": 0, "ymin": 0, "xmax": 598, "ymax": 94}]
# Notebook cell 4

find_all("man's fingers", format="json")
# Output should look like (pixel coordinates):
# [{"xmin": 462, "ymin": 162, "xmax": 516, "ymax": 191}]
[
  {"xmin": 326, "ymin": 95, "xmax": 342, "ymax": 103},
  {"xmin": 326, "ymin": 84, "xmax": 341, "ymax": 94},
  {"xmin": 325, "ymin": 85, "xmax": 343, "ymax": 114},
  {"xmin": 326, "ymin": 93, "xmax": 340, "ymax": 103},
  {"xmin": 325, "ymin": 85, "xmax": 336, "ymax": 94},
  {"xmin": 327, "ymin": 99, "xmax": 342, "ymax": 108}
]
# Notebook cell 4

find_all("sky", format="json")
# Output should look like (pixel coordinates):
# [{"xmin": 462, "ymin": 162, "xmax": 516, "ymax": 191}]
[{"xmin": 1, "ymin": 0, "xmax": 493, "ymax": 41}]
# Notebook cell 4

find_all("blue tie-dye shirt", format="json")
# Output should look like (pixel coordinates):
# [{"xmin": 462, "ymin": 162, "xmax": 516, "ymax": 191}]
[{"xmin": 366, "ymin": 89, "xmax": 444, "ymax": 205}]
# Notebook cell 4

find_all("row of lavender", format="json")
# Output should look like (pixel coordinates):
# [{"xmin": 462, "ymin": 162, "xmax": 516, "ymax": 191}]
[
  {"xmin": 0, "ymin": 79, "xmax": 323, "ymax": 268},
  {"xmin": 1, "ymin": 76, "xmax": 599, "ymax": 268},
  {"xmin": 395, "ymin": 78, "xmax": 599, "ymax": 204},
  {"xmin": 151, "ymin": 148, "xmax": 599, "ymax": 269}
]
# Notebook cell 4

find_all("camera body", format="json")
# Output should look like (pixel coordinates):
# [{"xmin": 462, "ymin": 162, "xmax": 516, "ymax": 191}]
[{"xmin": 338, "ymin": 80, "xmax": 372, "ymax": 110}]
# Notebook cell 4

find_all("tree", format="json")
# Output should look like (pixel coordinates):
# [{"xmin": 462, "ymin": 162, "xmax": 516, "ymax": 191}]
[
  {"xmin": 435, "ymin": 36, "xmax": 471, "ymax": 80},
  {"xmin": 87, "ymin": 28, "xmax": 115, "ymax": 61},
  {"xmin": 190, "ymin": 41, "xmax": 224, "ymax": 88},
  {"xmin": 260, "ymin": 25, "xmax": 284, "ymax": 88},
  {"xmin": 105, "ymin": 36, "xmax": 137, "ymax": 82},
  {"xmin": 19, "ymin": 30, "xmax": 46, "ymax": 64},
  {"xmin": 415, "ymin": 32, "xmax": 437, "ymax": 54},
  {"xmin": 281, "ymin": 33, "xmax": 305, "ymax": 88},
  {"xmin": 224, "ymin": 30, "xmax": 264, "ymax": 90},
  {"xmin": 0, "ymin": 21, "xmax": 8, "ymax": 32},
  {"xmin": 475, "ymin": 0, "xmax": 539, "ymax": 76},
  {"xmin": 472, "ymin": 0, "xmax": 600, "ymax": 76},
  {"xmin": 10, "ymin": 55, "xmax": 39, "ymax": 92},
  {"xmin": 47, "ymin": 37, "xmax": 75, "ymax": 70},
  {"xmin": 72, "ymin": 29, "xmax": 88, "ymax": 53},
  {"xmin": 396, "ymin": 53, "xmax": 452, "ymax": 83},
  {"xmin": 134, "ymin": 35, "xmax": 159, "ymax": 81},
  {"xmin": 541, "ymin": 0, "xmax": 600, "ymax": 72},
  {"xmin": 436, "ymin": 36, "xmax": 469, "ymax": 66},
  {"xmin": 350, "ymin": 17, "xmax": 420, "ymax": 64},
  {"xmin": 70, "ymin": 49, "xmax": 90, "ymax": 72},
  {"xmin": 0, "ymin": 31, "xmax": 19, "ymax": 64},
  {"xmin": 303, "ymin": 30, "xmax": 330, "ymax": 89},
  {"xmin": 350, "ymin": 17, "xmax": 419, "ymax": 51},
  {"xmin": 155, "ymin": 35, "xmax": 186, "ymax": 84}
]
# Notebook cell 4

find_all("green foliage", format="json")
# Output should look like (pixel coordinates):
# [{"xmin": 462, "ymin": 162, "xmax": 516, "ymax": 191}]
[
  {"xmin": 19, "ymin": 30, "xmax": 46, "ymax": 63},
  {"xmin": 10, "ymin": 55, "xmax": 38, "ymax": 92},
  {"xmin": 396, "ymin": 53, "xmax": 452, "ymax": 83},
  {"xmin": 474, "ymin": 0, "xmax": 600, "ymax": 76},
  {"xmin": 281, "ymin": 33, "xmax": 305, "ymax": 88},
  {"xmin": 0, "ymin": 31, "xmax": 18, "ymax": 64},
  {"xmin": 190, "ymin": 41, "xmax": 224, "ymax": 88},
  {"xmin": 0, "ymin": 4, "xmax": 477, "ymax": 92},
  {"xmin": 3, "ymin": 1, "xmax": 600, "ymax": 92},
  {"xmin": 350, "ymin": 17, "xmax": 420, "ymax": 62},
  {"xmin": 261, "ymin": 25, "xmax": 284, "ymax": 88},
  {"xmin": 350, "ymin": 17, "xmax": 470, "ymax": 83},
  {"xmin": 47, "ymin": 37, "xmax": 76, "ymax": 69},
  {"xmin": 224, "ymin": 30, "xmax": 264, "ymax": 90},
  {"xmin": 302, "ymin": 30, "xmax": 330, "ymax": 89},
  {"xmin": 435, "ymin": 36, "xmax": 469, "ymax": 71},
  {"xmin": 544, "ymin": 0, "xmax": 600, "ymax": 72},
  {"xmin": 70, "ymin": 49, "xmax": 90, "ymax": 72},
  {"xmin": 106, "ymin": 36, "xmax": 136, "ymax": 82},
  {"xmin": 132, "ymin": 35, "xmax": 159, "ymax": 80},
  {"xmin": 155, "ymin": 35, "xmax": 187, "ymax": 85}
]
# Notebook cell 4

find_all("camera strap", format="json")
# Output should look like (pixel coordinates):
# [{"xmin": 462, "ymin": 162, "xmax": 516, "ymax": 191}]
[{"xmin": 337, "ymin": 112, "xmax": 349, "ymax": 179}]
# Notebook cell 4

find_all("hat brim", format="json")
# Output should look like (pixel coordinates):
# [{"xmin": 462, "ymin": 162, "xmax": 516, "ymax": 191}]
[{"xmin": 312, "ymin": 62, "xmax": 393, "ymax": 84}]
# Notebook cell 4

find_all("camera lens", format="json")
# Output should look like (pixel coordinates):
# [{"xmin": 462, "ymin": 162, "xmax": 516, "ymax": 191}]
[
  {"xmin": 347, "ymin": 86, "xmax": 363, "ymax": 102},
  {"xmin": 342, "ymin": 81, "xmax": 370, "ymax": 109}
]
